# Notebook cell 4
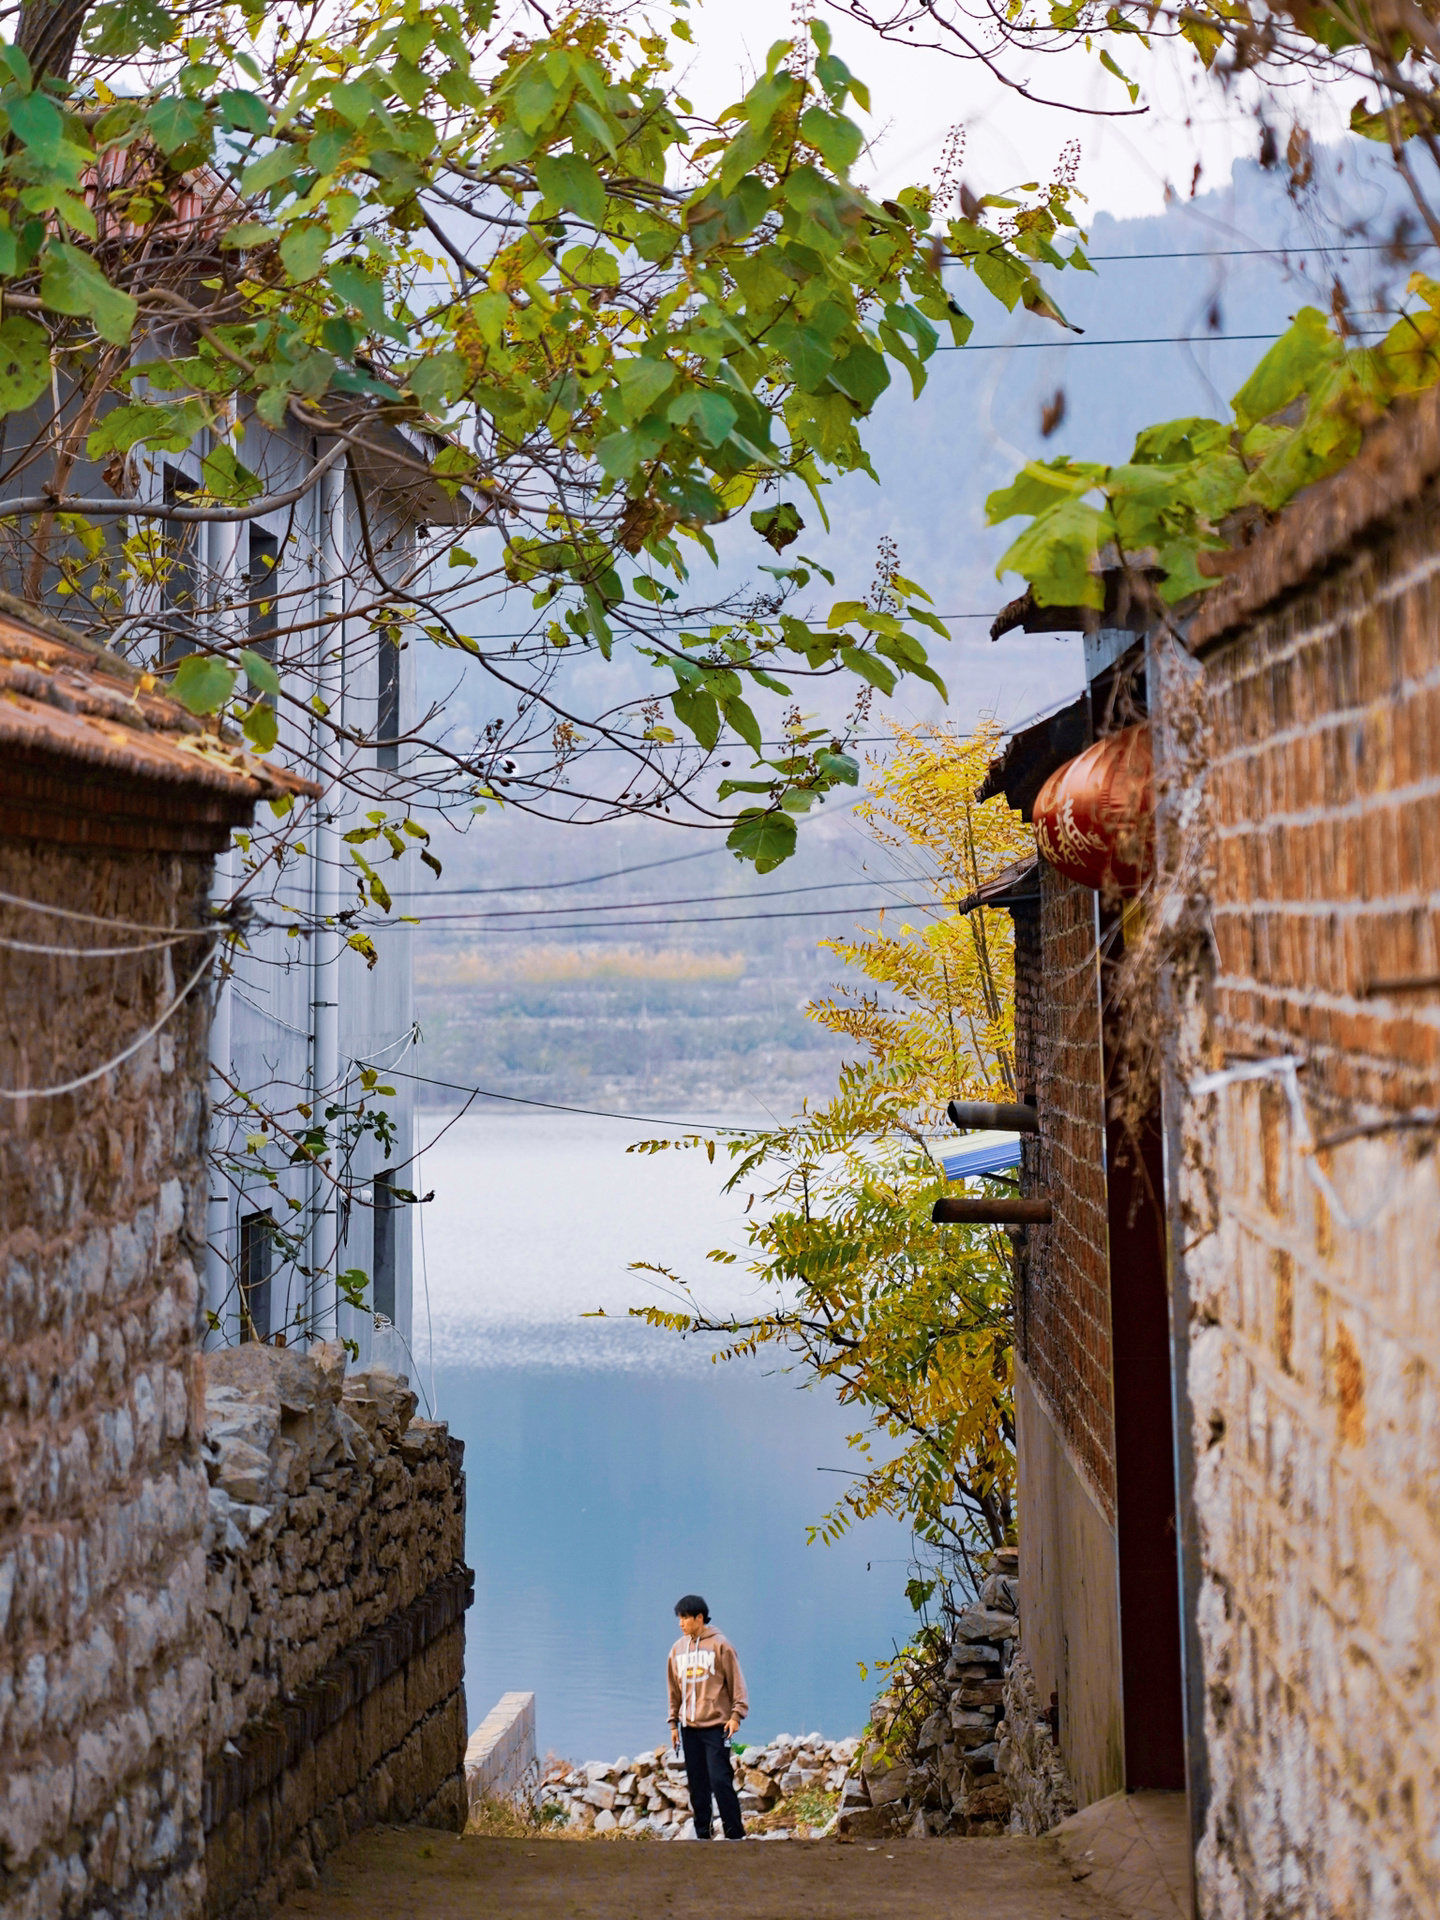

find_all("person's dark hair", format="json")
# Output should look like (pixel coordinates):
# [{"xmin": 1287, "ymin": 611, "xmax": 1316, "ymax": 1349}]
[{"xmin": 674, "ymin": 1593, "xmax": 710, "ymax": 1622}]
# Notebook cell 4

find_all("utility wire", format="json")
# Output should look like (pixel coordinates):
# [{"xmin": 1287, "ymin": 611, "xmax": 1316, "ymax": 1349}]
[
  {"xmin": 412, "ymin": 899, "xmax": 936, "ymax": 931},
  {"xmin": 939, "ymin": 327, "xmax": 1391, "ymax": 353},
  {"xmin": 380, "ymin": 1063, "xmax": 759, "ymax": 1132},
  {"xmin": 414, "ymin": 878, "xmax": 900, "ymax": 913}
]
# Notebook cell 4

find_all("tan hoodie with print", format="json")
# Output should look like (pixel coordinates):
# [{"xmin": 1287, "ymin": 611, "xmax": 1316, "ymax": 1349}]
[{"xmin": 667, "ymin": 1623, "xmax": 749, "ymax": 1729}]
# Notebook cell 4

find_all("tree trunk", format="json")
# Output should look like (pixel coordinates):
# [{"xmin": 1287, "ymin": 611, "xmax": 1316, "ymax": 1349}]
[{"xmin": 17, "ymin": 0, "xmax": 95, "ymax": 83}]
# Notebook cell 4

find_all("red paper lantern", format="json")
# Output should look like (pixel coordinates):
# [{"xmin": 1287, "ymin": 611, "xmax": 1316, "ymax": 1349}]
[{"xmin": 1032, "ymin": 723, "xmax": 1154, "ymax": 895}]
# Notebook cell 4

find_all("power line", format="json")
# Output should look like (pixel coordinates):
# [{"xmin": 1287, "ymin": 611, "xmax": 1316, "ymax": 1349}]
[
  {"xmin": 1085, "ymin": 240, "xmax": 1437, "ymax": 262},
  {"xmin": 411, "ymin": 898, "xmax": 936, "ymax": 931},
  {"xmin": 939, "ymin": 327, "xmax": 1390, "ymax": 353},
  {"xmin": 377, "ymin": 1062, "xmax": 757, "ymax": 1132},
  {"xmin": 395, "ymin": 841, "xmax": 728, "ymax": 898},
  {"xmin": 417, "ymin": 877, "xmax": 916, "ymax": 918}
]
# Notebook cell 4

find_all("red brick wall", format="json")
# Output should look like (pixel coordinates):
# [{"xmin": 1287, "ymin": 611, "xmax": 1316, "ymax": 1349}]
[
  {"xmin": 1176, "ymin": 454, "xmax": 1440, "ymax": 1916},
  {"xmin": 1015, "ymin": 869, "xmax": 1117, "ymax": 1522}
]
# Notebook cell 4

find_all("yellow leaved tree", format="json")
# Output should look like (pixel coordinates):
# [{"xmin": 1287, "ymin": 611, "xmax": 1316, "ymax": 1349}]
[{"xmin": 631, "ymin": 720, "xmax": 1031, "ymax": 1551}]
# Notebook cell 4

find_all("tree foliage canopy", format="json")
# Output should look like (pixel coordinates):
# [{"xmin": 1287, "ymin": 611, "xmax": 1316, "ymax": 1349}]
[
  {"xmin": 629, "ymin": 723, "xmax": 1033, "ymax": 1549},
  {"xmin": 1, "ymin": 0, "xmax": 1087, "ymax": 859}
]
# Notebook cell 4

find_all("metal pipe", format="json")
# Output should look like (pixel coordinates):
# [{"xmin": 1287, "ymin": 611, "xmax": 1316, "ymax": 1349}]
[
  {"xmin": 947, "ymin": 1099, "xmax": 1040, "ymax": 1133},
  {"xmin": 307, "ymin": 451, "xmax": 345, "ymax": 1346},
  {"xmin": 932, "ymin": 1195, "xmax": 1053, "ymax": 1226}
]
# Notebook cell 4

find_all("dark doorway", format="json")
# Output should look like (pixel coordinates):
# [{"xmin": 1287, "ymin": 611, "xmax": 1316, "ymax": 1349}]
[
  {"xmin": 239, "ymin": 1209, "xmax": 274, "ymax": 1342},
  {"xmin": 1102, "ymin": 918, "xmax": 1187, "ymax": 1790}
]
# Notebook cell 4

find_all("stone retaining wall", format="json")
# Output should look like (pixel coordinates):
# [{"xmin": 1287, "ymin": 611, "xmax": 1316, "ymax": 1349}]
[
  {"xmin": 199, "ymin": 1346, "xmax": 470, "ymax": 1919},
  {"xmin": 0, "ymin": 842, "xmax": 216, "ymax": 1920}
]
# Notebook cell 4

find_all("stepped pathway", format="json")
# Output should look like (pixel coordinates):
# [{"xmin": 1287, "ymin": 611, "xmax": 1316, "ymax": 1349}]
[{"xmin": 289, "ymin": 1825, "xmax": 1126, "ymax": 1919}]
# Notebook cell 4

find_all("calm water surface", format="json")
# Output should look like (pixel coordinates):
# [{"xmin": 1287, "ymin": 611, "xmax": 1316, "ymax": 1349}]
[{"xmin": 415, "ymin": 1111, "xmax": 919, "ymax": 1761}]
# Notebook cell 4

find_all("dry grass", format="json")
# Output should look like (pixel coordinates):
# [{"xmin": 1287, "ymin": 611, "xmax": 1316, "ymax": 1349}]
[
  {"xmin": 751, "ymin": 1787, "xmax": 840, "ymax": 1837},
  {"xmin": 464, "ymin": 1798, "xmax": 652, "ymax": 1843}
]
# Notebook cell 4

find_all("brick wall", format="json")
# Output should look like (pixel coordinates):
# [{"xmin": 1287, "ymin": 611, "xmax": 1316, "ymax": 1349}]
[
  {"xmin": 0, "ymin": 840, "xmax": 215, "ymax": 1920},
  {"xmin": 200, "ymin": 1348, "xmax": 469, "ymax": 1920},
  {"xmin": 1174, "ymin": 414, "xmax": 1440, "ymax": 1917},
  {"xmin": 1018, "ymin": 870, "xmax": 1117, "ymax": 1519}
]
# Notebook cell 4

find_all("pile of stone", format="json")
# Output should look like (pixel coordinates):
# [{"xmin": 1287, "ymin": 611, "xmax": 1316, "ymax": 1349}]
[
  {"xmin": 537, "ymin": 1732, "xmax": 861, "ymax": 1837},
  {"xmin": 841, "ymin": 1548, "xmax": 1020, "ymax": 1838}
]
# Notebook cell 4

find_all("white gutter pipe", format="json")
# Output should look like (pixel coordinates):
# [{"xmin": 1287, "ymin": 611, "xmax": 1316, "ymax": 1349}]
[{"xmin": 308, "ymin": 451, "xmax": 345, "ymax": 1345}]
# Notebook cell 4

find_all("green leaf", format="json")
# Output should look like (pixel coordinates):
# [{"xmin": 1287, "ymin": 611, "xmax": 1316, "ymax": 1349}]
[
  {"xmin": 40, "ymin": 242, "xmax": 136, "ymax": 344},
  {"xmin": 329, "ymin": 259, "xmax": 394, "ymax": 336},
  {"xmin": 816, "ymin": 750, "xmax": 859, "ymax": 785},
  {"xmin": 241, "ymin": 144, "xmax": 302, "ymax": 196},
  {"xmin": 799, "ymin": 106, "xmax": 863, "ymax": 175},
  {"xmin": 838, "ymin": 645, "xmax": 896, "ymax": 695},
  {"xmin": 240, "ymin": 646, "xmax": 280, "ymax": 696},
  {"xmin": 241, "ymin": 698, "xmax": 278, "ymax": 752},
  {"xmin": 330, "ymin": 80, "xmax": 376, "ymax": 128},
  {"xmin": 146, "ymin": 96, "xmax": 208, "ymax": 155},
  {"xmin": 217, "ymin": 89, "xmax": 271, "ymax": 135},
  {"xmin": 0, "ymin": 318, "xmax": 50, "ymax": 417},
  {"xmin": 667, "ymin": 389, "xmax": 737, "ymax": 446},
  {"xmin": 1231, "ymin": 308, "xmax": 1340, "ymax": 432},
  {"xmin": 615, "ymin": 356, "xmax": 677, "ymax": 421},
  {"xmin": 750, "ymin": 502, "xmax": 804, "ymax": 551},
  {"xmin": 7, "ymin": 92, "xmax": 64, "ymax": 165},
  {"xmin": 672, "ymin": 682, "xmax": 721, "ymax": 749},
  {"xmin": 88, "ymin": 399, "xmax": 206, "ymax": 457},
  {"xmin": 995, "ymin": 495, "xmax": 1109, "ymax": 609},
  {"xmin": 83, "ymin": 0, "xmax": 175, "ymax": 56},
  {"xmin": 534, "ymin": 151, "xmax": 606, "ymax": 227},
  {"xmin": 828, "ymin": 343, "xmax": 890, "ymax": 411},
  {"xmin": 985, "ymin": 457, "xmax": 1102, "ymax": 525},
  {"xmin": 202, "ymin": 443, "xmax": 262, "ymax": 502},
  {"xmin": 171, "ymin": 653, "xmax": 238, "ymax": 715},
  {"xmin": 718, "ymin": 693, "xmax": 763, "ymax": 755},
  {"xmin": 726, "ymin": 807, "xmax": 797, "ymax": 872},
  {"xmin": 1098, "ymin": 49, "xmax": 1140, "ymax": 104},
  {"xmin": 280, "ymin": 221, "xmax": 329, "ymax": 282}
]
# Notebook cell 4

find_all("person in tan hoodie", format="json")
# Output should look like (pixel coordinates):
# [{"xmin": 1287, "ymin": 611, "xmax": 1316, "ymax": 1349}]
[{"xmin": 666, "ymin": 1592, "xmax": 749, "ymax": 1840}]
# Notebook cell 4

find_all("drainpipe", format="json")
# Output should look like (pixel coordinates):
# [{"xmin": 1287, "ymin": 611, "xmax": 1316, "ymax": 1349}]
[
  {"xmin": 308, "ymin": 451, "xmax": 345, "ymax": 1345},
  {"xmin": 204, "ymin": 488, "xmax": 244, "ymax": 1344}
]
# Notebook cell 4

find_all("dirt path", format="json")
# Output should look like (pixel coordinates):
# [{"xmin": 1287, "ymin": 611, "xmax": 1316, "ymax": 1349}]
[{"xmin": 289, "ymin": 1827, "xmax": 1122, "ymax": 1920}]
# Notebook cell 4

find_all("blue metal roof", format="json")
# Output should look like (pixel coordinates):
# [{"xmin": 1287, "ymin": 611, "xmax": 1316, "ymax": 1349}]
[{"xmin": 942, "ymin": 1135, "xmax": 1022, "ymax": 1182}]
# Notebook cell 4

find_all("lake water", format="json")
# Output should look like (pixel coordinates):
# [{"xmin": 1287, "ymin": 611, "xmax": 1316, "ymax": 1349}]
[{"xmin": 415, "ymin": 1109, "xmax": 920, "ymax": 1762}]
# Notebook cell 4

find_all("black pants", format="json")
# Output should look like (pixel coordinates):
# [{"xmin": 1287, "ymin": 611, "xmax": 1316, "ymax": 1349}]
[{"xmin": 680, "ymin": 1722, "xmax": 744, "ymax": 1839}]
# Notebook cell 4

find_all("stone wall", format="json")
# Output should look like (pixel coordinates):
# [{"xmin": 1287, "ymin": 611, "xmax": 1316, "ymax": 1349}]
[
  {"xmin": 0, "ymin": 840, "xmax": 215, "ymax": 1920},
  {"xmin": 1170, "ymin": 395, "xmax": 1440, "ymax": 1917},
  {"xmin": 199, "ymin": 1348, "xmax": 469, "ymax": 1919}
]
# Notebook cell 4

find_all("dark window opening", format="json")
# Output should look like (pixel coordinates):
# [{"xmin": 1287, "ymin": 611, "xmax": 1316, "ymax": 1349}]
[
  {"xmin": 377, "ymin": 636, "xmax": 401, "ymax": 771},
  {"xmin": 372, "ymin": 1178, "xmax": 397, "ymax": 1321},
  {"xmin": 161, "ymin": 464, "xmax": 198, "ymax": 663},
  {"xmin": 247, "ymin": 528, "xmax": 279, "ymax": 670},
  {"xmin": 239, "ymin": 1209, "xmax": 274, "ymax": 1342}
]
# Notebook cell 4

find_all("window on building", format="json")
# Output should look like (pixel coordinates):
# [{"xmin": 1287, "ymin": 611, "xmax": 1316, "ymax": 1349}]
[
  {"xmin": 372, "ymin": 1178, "xmax": 397, "ymax": 1321},
  {"xmin": 161, "ymin": 464, "xmax": 197, "ymax": 663},
  {"xmin": 247, "ymin": 528, "xmax": 279, "ymax": 670},
  {"xmin": 376, "ymin": 635, "xmax": 401, "ymax": 771},
  {"xmin": 239, "ymin": 1209, "xmax": 274, "ymax": 1342}
]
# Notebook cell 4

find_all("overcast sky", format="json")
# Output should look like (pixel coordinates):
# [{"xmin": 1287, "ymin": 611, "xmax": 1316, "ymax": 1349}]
[{"xmin": 672, "ymin": 1, "xmax": 1350, "ymax": 222}]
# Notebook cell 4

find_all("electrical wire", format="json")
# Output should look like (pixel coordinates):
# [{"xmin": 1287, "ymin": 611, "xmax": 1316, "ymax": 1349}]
[
  {"xmin": 0, "ymin": 943, "xmax": 218, "ymax": 1100},
  {"xmin": 0, "ymin": 888, "xmax": 220, "ymax": 937},
  {"xmin": 409, "ymin": 898, "xmax": 936, "ymax": 931},
  {"xmin": 415, "ymin": 877, "xmax": 914, "ymax": 918},
  {"xmin": 938, "ymin": 327, "xmax": 1391, "ymax": 353},
  {"xmin": 0, "ymin": 931, "xmax": 207, "ymax": 958},
  {"xmin": 381, "ymin": 1063, "xmax": 760, "ymax": 1132}
]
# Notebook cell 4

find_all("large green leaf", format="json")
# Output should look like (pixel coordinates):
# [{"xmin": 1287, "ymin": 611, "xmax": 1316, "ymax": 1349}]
[
  {"xmin": 614, "ymin": 356, "xmax": 677, "ymax": 421},
  {"xmin": 279, "ymin": 222, "xmax": 329, "ymax": 282},
  {"xmin": 171, "ymin": 653, "xmax": 237, "ymax": 715},
  {"xmin": 7, "ymin": 93, "xmax": 65, "ymax": 166},
  {"xmin": 799, "ymin": 106, "xmax": 863, "ymax": 175},
  {"xmin": 996, "ymin": 495, "xmax": 1109, "ymax": 609},
  {"xmin": 146, "ymin": 96, "xmax": 208, "ymax": 155},
  {"xmin": 202, "ymin": 443, "xmax": 262, "ymax": 502},
  {"xmin": 0, "ymin": 318, "xmax": 51, "ymax": 417},
  {"xmin": 1231, "ymin": 308, "xmax": 1340, "ymax": 431},
  {"xmin": 726, "ymin": 806, "xmax": 798, "ymax": 872},
  {"xmin": 534, "ymin": 151, "xmax": 606, "ymax": 227},
  {"xmin": 40, "ymin": 243, "xmax": 136, "ymax": 344}
]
